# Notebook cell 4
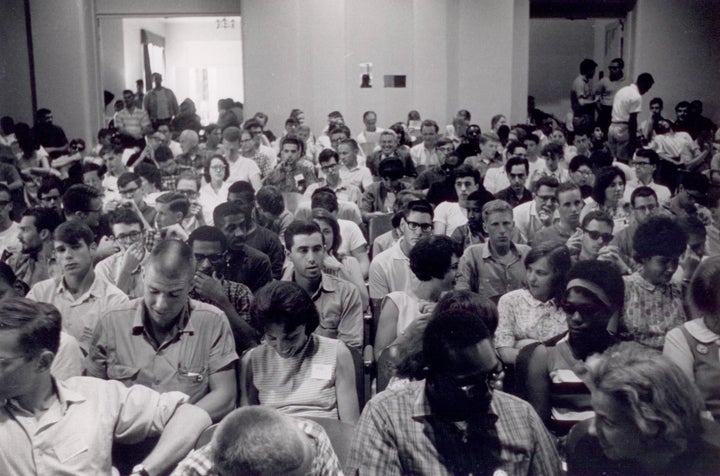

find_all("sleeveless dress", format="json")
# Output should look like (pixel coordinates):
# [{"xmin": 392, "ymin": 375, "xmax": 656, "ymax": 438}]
[
  {"xmin": 250, "ymin": 334, "xmax": 339, "ymax": 419},
  {"xmin": 546, "ymin": 340, "xmax": 593, "ymax": 435}
]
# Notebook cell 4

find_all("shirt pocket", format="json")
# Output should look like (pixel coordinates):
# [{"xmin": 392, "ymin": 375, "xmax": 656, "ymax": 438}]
[
  {"xmin": 54, "ymin": 435, "xmax": 88, "ymax": 463},
  {"xmin": 177, "ymin": 364, "xmax": 209, "ymax": 394}
]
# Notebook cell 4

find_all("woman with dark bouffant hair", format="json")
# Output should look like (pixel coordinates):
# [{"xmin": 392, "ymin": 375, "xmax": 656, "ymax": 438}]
[{"xmin": 241, "ymin": 281, "xmax": 359, "ymax": 423}]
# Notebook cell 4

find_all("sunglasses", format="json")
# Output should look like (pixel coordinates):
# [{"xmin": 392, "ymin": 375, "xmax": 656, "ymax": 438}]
[{"xmin": 583, "ymin": 229, "xmax": 613, "ymax": 243}]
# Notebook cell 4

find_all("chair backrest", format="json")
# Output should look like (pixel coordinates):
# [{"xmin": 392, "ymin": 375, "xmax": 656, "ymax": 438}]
[
  {"xmin": 368, "ymin": 213, "xmax": 393, "ymax": 247},
  {"xmin": 302, "ymin": 416, "xmax": 356, "ymax": 468},
  {"xmin": 376, "ymin": 344, "xmax": 401, "ymax": 393},
  {"xmin": 347, "ymin": 345, "xmax": 365, "ymax": 409},
  {"xmin": 195, "ymin": 423, "xmax": 218, "ymax": 449}
]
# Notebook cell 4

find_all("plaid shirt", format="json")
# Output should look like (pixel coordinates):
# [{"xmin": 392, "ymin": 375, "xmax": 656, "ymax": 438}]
[
  {"xmin": 170, "ymin": 418, "xmax": 343, "ymax": 476},
  {"xmin": 189, "ymin": 278, "xmax": 253, "ymax": 327},
  {"xmin": 346, "ymin": 379, "xmax": 560, "ymax": 476}
]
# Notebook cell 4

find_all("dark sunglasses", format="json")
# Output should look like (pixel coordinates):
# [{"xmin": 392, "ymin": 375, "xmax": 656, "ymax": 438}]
[{"xmin": 583, "ymin": 229, "xmax": 613, "ymax": 243}]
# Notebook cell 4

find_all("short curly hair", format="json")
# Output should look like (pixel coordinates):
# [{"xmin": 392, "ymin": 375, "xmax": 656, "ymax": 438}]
[
  {"xmin": 633, "ymin": 215, "xmax": 687, "ymax": 262},
  {"xmin": 409, "ymin": 235, "xmax": 460, "ymax": 282}
]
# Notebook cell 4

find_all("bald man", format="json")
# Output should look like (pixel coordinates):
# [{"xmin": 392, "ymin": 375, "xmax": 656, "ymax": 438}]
[{"xmin": 86, "ymin": 239, "xmax": 238, "ymax": 423}]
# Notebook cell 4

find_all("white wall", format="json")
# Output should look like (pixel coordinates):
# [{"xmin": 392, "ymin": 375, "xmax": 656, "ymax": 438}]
[
  {"xmin": 242, "ymin": 0, "xmax": 529, "ymax": 137},
  {"xmin": 121, "ymin": 18, "xmax": 166, "ymax": 89},
  {"xmin": 99, "ymin": 17, "xmax": 125, "ymax": 102},
  {"xmin": 0, "ymin": 0, "xmax": 33, "ymax": 125},
  {"xmin": 529, "ymin": 18, "xmax": 596, "ymax": 122},
  {"xmin": 629, "ymin": 0, "xmax": 720, "ymax": 124}
]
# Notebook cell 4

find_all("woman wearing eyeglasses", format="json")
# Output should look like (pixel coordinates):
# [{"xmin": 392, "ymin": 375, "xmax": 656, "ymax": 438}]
[
  {"xmin": 198, "ymin": 154, "xmax": 231, "ymax": 226},
  {"xmin": 495, "ymin": 242, "xmax": 572, "ymax": 366},
  {"xmin": 579, "ymin": 166, "xmax": 631, "ymax": 233},
  {"xmin": 521, "ymin": 260, "xmax": 623, "ymax": 436}
]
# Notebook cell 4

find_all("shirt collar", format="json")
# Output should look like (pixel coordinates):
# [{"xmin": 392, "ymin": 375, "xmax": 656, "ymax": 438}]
[
  {"xmin": 481, "ymin": 241, "xmax": 520, "ymax": 260},
  {"xmin": 632, "ymin": 272, "xmax": 667, "ymax": 293},
  {"xmin": 412, "ymin": 380, "xmax": 500, "ymax": 423},
  {"xmin": 55, "ymin": 274, "xmax": 102, "ymax": 302},
  {"xmin": 685, "ymin": 319, "xmax": 720, "ymax": 344},
  {"xmin": 133, "ymin": 299, "xmax": 195, "ymax": 339}
]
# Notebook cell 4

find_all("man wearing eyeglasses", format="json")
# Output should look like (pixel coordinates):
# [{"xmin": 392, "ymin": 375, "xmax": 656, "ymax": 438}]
[
  {"xmin": 513, "ymin": 175, "xmax": 560, "ymax": 245},
  {"xmin": 188, "ymin": 226, "xmax": 257, "ymax": 355},
  {"xmin": 94, "ymin": 208, "xmax": 148, "ymax": 299},
  {"xmin": 347, "ymin": 308, "xmax": 560, "ymax": 475},
  {"xmin": 623, "ymin": 149, "xmax": 670, "ymax": 204},
  {"xmin": 611, "ymin": 187, "xmax": 659, "ymax": 272},
  {"xmin": 304, "ymin": 148, "xmax": 362, "ymax": 206},
  {"xmin": 369, "ymin": 199, "xmax": 434, "ymax": 318},
  {"xmin": 577, "ymin": 211, "xmax": 615, "ymax": 263},
  {"xmin": 176, "ymin": 172, "xmax": 205, "ymax": 234}
]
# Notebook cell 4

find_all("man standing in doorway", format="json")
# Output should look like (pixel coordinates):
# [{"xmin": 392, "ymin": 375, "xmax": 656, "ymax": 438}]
[{"xmin": 144, "ymin": 73, "xmax": 179, "ymax": 129}]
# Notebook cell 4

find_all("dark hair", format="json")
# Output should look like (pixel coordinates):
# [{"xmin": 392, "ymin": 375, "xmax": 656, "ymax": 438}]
[
  {"xmin": 204, "ymin": 154, "xmax": 230, "ymax": 183},
  {"xmin": 279, "ymin": 135, "xmax": 305, "ymax": 156},
  {"xmin": 505, "ymin": 141, "xmax": 526, "ymax": 157},
  {"xmin": 154, "ymin": 144, "xmax": 174, "ymax": 163},
  {"xmin": 591, "ymin": 166, "xmax": 625, "ymax": 205},
  {"xmin": 409, "ymin": 235, "xmax": 460, "ymax": 282},
  {"xmin": 420, "ymin": 119, "xmax": 439, "ymax": 133},
  {"xmin": 108, "ymin": 208, "xmax": 144, "ymax": 230},
  {"xmin": 311, "ymin": 208, "xmax": 341, "ymax": 256},
  {"xmin": 250, "ymin": 281, "xmax": 319, "ymax": 335},
  {"xmin": 580, "ymin": 58, "xmax": 598, "ymax": 75},
  {"xmin": 589, "ymin": 149, "xmax": 614, "ymax": 169},
  {"xmin": 38, "ymin": 176, "xmax": 64, "ymax": 199},
  {"xmin": 402, "ymin": 199, "xmax": 434, "ymax": 221},
  {"xmin": 228, "ymin": 180, "xmax": 256, "ymax": 199},
  {"xmin": 532, "ymin": 175, "xmax": 560, "ymax": 193},
  {"xmin": 378, "ymin": 158, "xmax": 405, "ymax": 180},
  {"xmin": 423, "ymin": 308, "xmax": 492, "ymax": 372},
  {"xmin": 54, "ymin": 220, "xmax": 95, "ymax": 246},
  {"xmin": 634, "ymin": 148, "xmax": 660, "ymax": 166},
  {"xmin": 82, "ymin": 162, "xmax": 105, "ymax": 179},
  {"xmin": 135, "ymin": 162, "xmax": 162, "ymax": 189},
  {"xmin": 650, "ymin": 97, "xmax": 663, "ymax": 108},
  {"xmin": 569, "ymin": 154, "xmax": 592, "ymax": 173},
  {"xmin": 117, "ymin": 172, "xmax": 142, "ymax": 190},
  {"xmin": 187, "ymin": 225, "xmax": 229, "ymax": 251},
  {"xmin": 155, "ymin": 192, "xmax": 190, "ymax": 217},
  {"xmin": 581, "ymin": 210, "xmax": 613, "ymax": 229},
  {"xmin": 0, "ymin": 297, "xmax": 62, "ymax": 358},
  {"xmin": 213, "ymin": 201, "xmax": 247, "ymax": 229},
  {"xmin": 284, "ymin": 220, "xmax": 323, "ymax": 251},
  {"xmin": 676, "ymin": 215, "xmax": 706, "ymax": 240},
  {"xmin": 454, "ymin": 163, "xmax": 479, "ymax": 185},
  {"xmin": 689, "ymin": 256, "xmax": 720, "ymax": 317},
  {"xmin": 61, "ymin": 184, "xmax": 101, "ymax": 215},
  {"xmin": 21, "ymin": 208, "xmax": 63, "ymax": 236},
  {"xmin": 318, "ymin": 148, "xmax": 339, "ymax": 165},
  {"xmin": 525, "ymin": 242, "xmax": 572, "ymax": 302},
  {"xmin": 566, "ymin": 260, "xmax": 625, "ymax": 312},
  {"xmin": 636, "ymin": 73, "xmax": 655, "ymax": 91},
  {"xmin": 505, "ymin": 157, "xmax": 529, "ymax": 175},
  {"xmin": 679, "ymin": 172, "xmax": 709, "ymax": 195},
  {"xmin": 256, "ymin": 186, "xmax": 285, "ymax": 216},
  {"xmin": 633, "ymin": 215, "xmax": 687, "ymax": 261},
  {"xmin": 310, "ymin": 187, "xmax": 338, "ymax": 214},
  {"xmin": 630, "ymin": 186, "xmax": 658, "ymax": 207},
  {"xmin": 541, "ymin": 142, "xmax": 563, "ymax": 158}
]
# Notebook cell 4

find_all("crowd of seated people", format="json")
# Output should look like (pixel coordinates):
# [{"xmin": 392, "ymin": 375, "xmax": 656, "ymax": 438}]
[{"xmin": 1, "ymin": 68, "xmax": 720, "ymax": 475}]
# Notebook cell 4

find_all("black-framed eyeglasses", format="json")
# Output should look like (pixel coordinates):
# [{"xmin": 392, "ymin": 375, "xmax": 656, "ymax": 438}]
[
  {"xmin": 114, "ymin": 231, "xmax": 143, "ymax": 242},
  {"xmin": 404, "ymin": 219, "xmax": 433, "ymax": 232},
  {"xmin": 447, "ymin": 360, "xmax": 505, "ymax": 396},
  {"xmin": 177, "ymin": 189, "xmax": 198, "ymax": 198},
  {"xmin": 320, "ymin": 163, "xmax": 338, "ymax": 172},
  {"xmin": 194, "ymin": 252, "xmax": 226, "ymax": 263},
  {"xmin": 583, "ymin": 228, "xmax": 613, "ymax": 243}
]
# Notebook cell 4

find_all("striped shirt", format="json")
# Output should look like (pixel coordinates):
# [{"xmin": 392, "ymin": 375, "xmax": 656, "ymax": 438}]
[{"xmin": 249, "ymin": 334, "xmax": 339, "ymax": 419}]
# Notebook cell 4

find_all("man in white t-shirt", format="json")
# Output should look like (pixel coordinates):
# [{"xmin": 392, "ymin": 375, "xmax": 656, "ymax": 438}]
[
  {"xmin": 356, "ymin": 110, "xmax": 385, "ymax": 157},
  {"xmin": 433, "ymin": 164, "xmax": 479, "ymax": 237},
  {"xmin": 608, "ymin": 73, "xmax": 655, "ymax": 162}
]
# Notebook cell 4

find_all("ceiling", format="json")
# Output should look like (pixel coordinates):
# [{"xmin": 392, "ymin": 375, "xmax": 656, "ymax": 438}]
[{"xmin": 530, "ymin": 0, "xmax": 637, "ymax": 19}]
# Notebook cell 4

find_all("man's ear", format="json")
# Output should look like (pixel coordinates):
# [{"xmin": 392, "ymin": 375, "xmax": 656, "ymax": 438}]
[
  {"xmin": 38, "ymin": 229, "xmax": 51, "ymax": 241},
  {"xmin": 35, "ymin": 350, "xmax": 55, "ymax": 373},
  {"xmin": 89, "ymin": 241, "xmax": 98, "ymax": 253}
]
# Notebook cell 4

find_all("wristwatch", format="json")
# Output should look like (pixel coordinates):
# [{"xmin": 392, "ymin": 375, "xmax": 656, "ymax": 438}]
[{"xmin": 131, "ymin": 464, "xmax": 150, "ymax": 476}]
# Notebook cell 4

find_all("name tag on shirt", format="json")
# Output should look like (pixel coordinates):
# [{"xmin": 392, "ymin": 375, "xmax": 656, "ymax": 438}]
[{"xmin": 311, "ymin": 364, "xmax": 333, "ymax": 380}]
